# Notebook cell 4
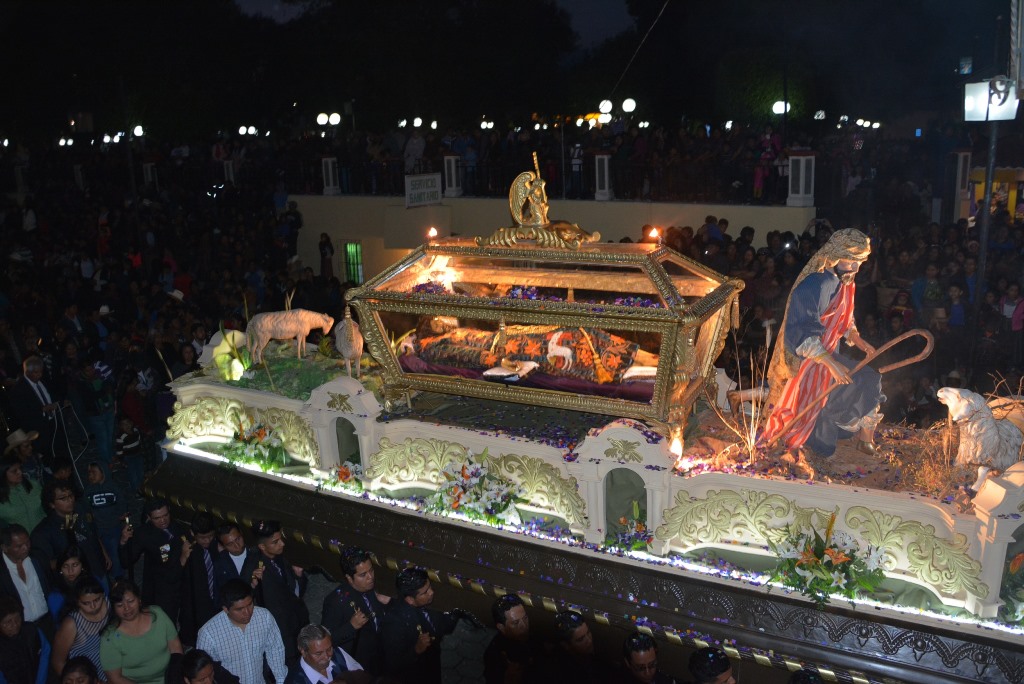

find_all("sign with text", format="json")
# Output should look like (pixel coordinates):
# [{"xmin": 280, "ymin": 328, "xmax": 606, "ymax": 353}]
[{"xmin": 405, "ymin": 173, "xmax": 442, "ymax": 208}]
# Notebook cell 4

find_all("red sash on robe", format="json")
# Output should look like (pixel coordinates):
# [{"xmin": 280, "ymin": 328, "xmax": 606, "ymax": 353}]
[{"xmin": 763, "ymin": 281, "xmax": 855, "ymax": 449}]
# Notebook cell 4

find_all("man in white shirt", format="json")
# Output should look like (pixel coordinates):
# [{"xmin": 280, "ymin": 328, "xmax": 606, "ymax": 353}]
[
  {"xmin": 0, "ymin": 524, "xmax": 53, "ymax": 640},
  {"xmin": 214, "ymin": 523, "xmax": 252, "ymax": 590},
  {"xmin": 285, "ymin": 624, "xmax": 366, "ymax": 684},
  {"xmin": 198, "ymin": 579, "xmax": 287, "ymax": 684}
]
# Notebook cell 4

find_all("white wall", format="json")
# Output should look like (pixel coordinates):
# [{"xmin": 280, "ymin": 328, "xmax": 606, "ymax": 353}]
[{"xmin": 296, "ymin": 195, "xmax": 816, "ymax": 281}]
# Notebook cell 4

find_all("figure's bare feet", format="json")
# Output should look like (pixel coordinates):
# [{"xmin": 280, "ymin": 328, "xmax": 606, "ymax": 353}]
[{"xmin": 780, "ymin": 447, "xmax": 816, "ymax": 479}]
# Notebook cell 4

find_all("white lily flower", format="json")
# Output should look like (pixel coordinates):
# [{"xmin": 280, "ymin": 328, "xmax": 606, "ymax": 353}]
[
  {"xmin": 864, "ymin": 546, "xmax": 887, "ymax": 572},
  {"xmin": 830, "ymin": 571, "xmax": 847, "ymax": 590}
]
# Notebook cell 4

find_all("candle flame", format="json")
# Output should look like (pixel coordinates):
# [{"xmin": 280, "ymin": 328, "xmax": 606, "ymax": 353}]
[
  {"xmin": 427, "ymin": 227, "xmax": 438, "ymax": 239},
  {"xmin": 669, "ymin": 436, "xmax": 682, "ymax": 456},
  {"xmin": 648, "ymin": 227, "xmax": 659, "ymax": 239}
]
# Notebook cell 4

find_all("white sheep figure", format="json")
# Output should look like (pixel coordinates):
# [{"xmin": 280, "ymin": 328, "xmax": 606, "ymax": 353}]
[
  {"xmin": 247, "ymin": 309, "xmax": 334, "ymax": 365},
  {"xmin": 937, "ymin": 387, "xmax": 1024, "ymax": 493},
  {"xmin": 333, "ymin": 307, "xmax": 364, "ymax": 378}
]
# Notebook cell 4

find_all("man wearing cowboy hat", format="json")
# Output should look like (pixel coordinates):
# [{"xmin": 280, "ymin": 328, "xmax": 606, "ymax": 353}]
[{"xmin": 4, "ymin": 429, "xmax": 46, "ymax": 482}]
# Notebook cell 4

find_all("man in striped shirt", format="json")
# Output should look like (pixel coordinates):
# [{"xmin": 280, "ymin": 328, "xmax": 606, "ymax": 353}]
[{"xmin": 197, "ymin": 578, "xmax": 287, "ymax": 684}]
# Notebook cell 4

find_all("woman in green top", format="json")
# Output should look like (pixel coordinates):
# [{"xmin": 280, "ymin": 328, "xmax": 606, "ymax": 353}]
[
  {"xmin": 99, "ymin": 579, "xmax": 182, "ymax": 684},
  {"xmin": 0, "ymin": 454, "xmax": 46, "ymax": 532}
]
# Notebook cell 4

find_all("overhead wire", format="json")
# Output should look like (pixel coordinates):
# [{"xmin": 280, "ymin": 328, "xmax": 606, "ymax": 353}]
[{"xmin": 609, "ymin": 0, "xmax": 672, "ymax": 98}]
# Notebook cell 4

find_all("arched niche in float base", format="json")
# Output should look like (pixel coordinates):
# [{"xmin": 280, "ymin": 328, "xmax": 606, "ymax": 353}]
[
  {"xmin": 603, "ymin": 467, "xmax": 647, "ymax": 538},
  {"xmin": 335, "ymin": 417, "xmax": 360, "ymax": 464}
]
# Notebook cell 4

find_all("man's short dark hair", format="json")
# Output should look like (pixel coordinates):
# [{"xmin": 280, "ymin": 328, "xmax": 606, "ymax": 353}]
[
  {"xmin": 192, "ymin": 511, "xmax": 218, "ymax": 535},
  {"xmin": 252, "ymin": 519, "xmax": 281, "ymax": 541},
  {"xmin": 220, "ymin": 578, "xmax": 253, "ymax": 608},
  {"xmin": 41, "ymin": 478, "xmax": 73, "ymax": 507},
  {"xmin": 340, "ymin": 546, "xmax": 372, "ymax": 578},
  {"xmin": 143, "ymin": 497, "xmax": 170, "ymax": 516},
  {"xmin": 622, "ymin": 631, "xmax": 656, "ymax": 658},
  {"xmin": 552, "ymin": 610, "xmax": 586, "ymax": 642},
  {"xmin": 689, "ymin": 647, "xmax": 732, "ymax": 683},
  {"xmin": 216, "ymin": 522, "xmax": 242, "ymax": 539},
  {"xmin": 491, "ymin": 593, "xmax": 524, "ymax": 626},
  {"xmin": 1, "ymin": 524, "xmax": 29, "ymax": 548},
  {"xmin": 395, "ymin": 567, "xmax": 430, "ymax": 598}
]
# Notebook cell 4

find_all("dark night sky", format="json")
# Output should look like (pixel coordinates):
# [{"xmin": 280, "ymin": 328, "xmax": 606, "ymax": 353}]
[{"xmin": 0, "ymin": 0, "xmax": 1014, "ymax": 138}]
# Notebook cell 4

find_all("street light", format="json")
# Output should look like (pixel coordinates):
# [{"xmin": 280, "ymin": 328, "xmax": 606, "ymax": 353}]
[
  {"xmin": 413, "ymin": 117, "xmax": 422, "ymax": 128},
  {"xmin": 964, "ymin": 76, "xmax": 1019, "ymax": 369},
  {"xmin": 772, "ymin": 100, "xmax": 790, "ymax": 114},
  {"xmin": 328, "ymin": 112, "xmax": 341, "ymax": 126},
  {"xmin": 316, "ymin": 113, "xmax": 329, "ymax": 126},
  {"xmin": 622, "ymin": 98, "xmax": 636, "ymax": 113},
  {"xmin": 133, "ymin": 125, "xmax": 144, "ymax": 136},
  {"xmin": 599, "ymin": 99, "xmax": 612, "ymax": 114}
]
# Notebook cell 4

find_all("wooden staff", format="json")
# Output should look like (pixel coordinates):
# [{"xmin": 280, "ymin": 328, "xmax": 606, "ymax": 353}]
[{"xmin": 764, "ymin": 329, "xmax": 935, "ymax": 449}]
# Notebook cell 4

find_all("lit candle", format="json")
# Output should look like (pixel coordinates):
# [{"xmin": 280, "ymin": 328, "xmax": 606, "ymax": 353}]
[
  {"xmin": 427, "ymin": 226, "xmax": 438, "ymax": 240},
  {"xmin": 669, "ymin": 436, "xmax": 682, "ymax": 457},
  {"xmin": 648, "ymin": 227, "xmax": 661, "ymax": 245}
]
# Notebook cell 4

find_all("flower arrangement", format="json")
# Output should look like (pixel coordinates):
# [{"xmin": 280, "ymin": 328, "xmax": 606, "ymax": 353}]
[
  {"xmin": 767, "ymin": 510, "xmax": 886, "ymax": 607},
  {"xmin": 221, "ymin": 420, "xmax": 289, "ymax": 472},
  {"xmin": 325, "ymin": 461, "xmax": 364, "ymax": 492},
  {"xmin": 1000, "ymin": 552, "xmax": 1024, "ymax": 623},
  {"xmin": 424, "ymin": 448, "xmax": 525, "ymax": 525},
  {"xmin": 608, "ymin": 500, "xmax": 653, "ymax": 551}
]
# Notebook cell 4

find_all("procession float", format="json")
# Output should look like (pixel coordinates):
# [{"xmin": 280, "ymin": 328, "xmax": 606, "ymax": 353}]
[{"xmin": 153, "ymin": 160, "xmax": 1024, "ymax": 683}]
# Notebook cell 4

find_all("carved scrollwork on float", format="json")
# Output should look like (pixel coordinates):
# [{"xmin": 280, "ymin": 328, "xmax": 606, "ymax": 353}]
[
  {"xmin": 490, "ymin": 453, "xmax": 588, "ymax": 526},
  {"xmin": 255, "ymin": 407, "xmax": 319, "ymax": 469},
  {"xmin": 845, "ymin": 506, "xmax": 988, "ymax": 600},
  {"xmin": 654, "ymin": 489, "xmax": 831, "ymax": 550},
  {"xmin": 167, "ymin": 396, "xmax": 247, "ymax": 441},
  {"xmin": 365, "ymin": 437, "xmax": 468, "ymax": 485}
]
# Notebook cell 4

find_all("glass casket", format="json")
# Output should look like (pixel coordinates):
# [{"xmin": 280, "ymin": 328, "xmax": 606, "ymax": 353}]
[{"xmin": 347, "ymin": 230, "xmax": 742, "ymax": 439}]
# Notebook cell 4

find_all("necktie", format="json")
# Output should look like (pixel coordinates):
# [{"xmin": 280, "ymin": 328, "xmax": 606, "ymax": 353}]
[
  {"xmin": 363, "ymin": 594, "xmax": 378, "ymax": 630},
  {"xmin": 34, "ymin": 380, "xmax": 52, "ymax": 404},
  {"xmin": 421, "ymin": 609, "xmax": 435, "ymax": 633},
  {"xmin": 203, "ymin": 548, "xmax": 216, "ymax": 600}
]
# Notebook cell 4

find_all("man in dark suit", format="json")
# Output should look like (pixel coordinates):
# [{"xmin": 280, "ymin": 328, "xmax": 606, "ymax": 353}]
[
  {"xmin": 30, "ymin": 479, "xmax": 111, "ymax": 580},
  {"xmin": 0, "ymin": 524, "xmax": 54, "ymax": 641},
  {"xmin": 242, "ymin": 519, "xmax": 308, "ymax": 664},
  {"xmin": 321, "ymin": 546, "xmax": 391, "ymax": 675},
  {"xmin": 7, "ymin": 355, "xmax": 70, "ymax": 463},
  {"xmin": 118, "ymin": 496, "xmax": 188, "ymax": 626},
  {"xmin": 285, "ymin": 623, "xmax": 370, "ymax": 684},
  {"xmin": 379, "ymin": 566, "xmax": 458, "ymax": 684},
  {"xmin": 179, "ymin": 512, "xmax": 221, "ymax": 646},
  {"xmin": 213, "ymin": 522, "xmax": 252, "ymax": 590}
]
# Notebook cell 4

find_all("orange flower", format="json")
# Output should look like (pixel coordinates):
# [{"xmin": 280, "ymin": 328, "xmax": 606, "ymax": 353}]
[
  {"xmin": 337, "ymin": 465, "xmax": 351, "ymax": 481},
  {"xmin": 635, "ymin": 522, "xmax": 646, "ymax": 533},
  {"xmin": 619, "ymin": 516, "xmax": 628, "ymax": 526},
  {"xmin": 796, "ymin": 546, "xmax": 819, "ymax": 567},
  {"xmin": 461, "ymin": 465, "xmax": 469, "ymax": 480},
  {"xmin": 1011, "ymin": 553, "xmax": 1024, "ymax": 575},
  {"xmin": 824, "ymin": 548, "xmax": 851, "ymax": 565}
]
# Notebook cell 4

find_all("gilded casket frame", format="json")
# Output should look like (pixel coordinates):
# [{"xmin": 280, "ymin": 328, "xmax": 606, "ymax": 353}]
[{"xmin": 347, "ymin": 238, "xmax": 741, "ymax": 435}]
